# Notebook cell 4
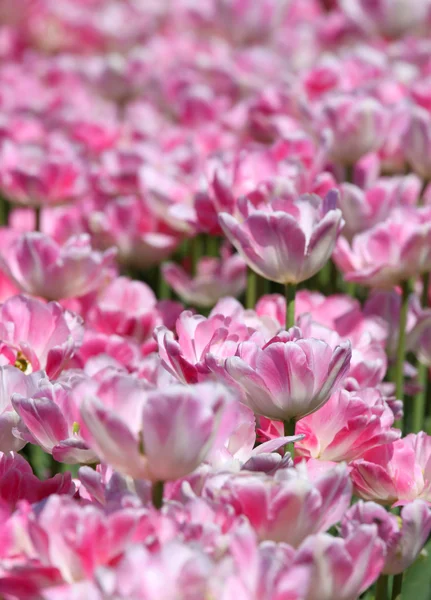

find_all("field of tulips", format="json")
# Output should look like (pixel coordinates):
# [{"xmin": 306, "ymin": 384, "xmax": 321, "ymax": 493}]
[{"xmin": 1, "ymin": 0, "xmax": 431, "ymax": 598}]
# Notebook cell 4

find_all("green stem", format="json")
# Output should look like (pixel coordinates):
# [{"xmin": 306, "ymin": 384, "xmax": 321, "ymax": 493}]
[
  {"xmin": 284, "ymin": 419, "xmax": 296, "ymax": 459},
  {"xmin": 191, "ymin": 235, "xmax": 203, "ymax": 275},
  {"xmin": 0, "ymin": 195, "xmax": 10, "ymax": 226},
  {"xmin": 375, "ymin": 574, "xmax": 389, "ymax": 600},
  {"xmin": 246, "ymin": 268, "xmax": 257, "ymax": 310},
  {"xmin": 421, "ymin": 271, "xmax": 429, "ymax": 308},
  {"xmin": 152, "ymin": 481, "xmax": 164, "ymax": 509},
  {"xmin": 35, "ymin": 206, "xmax": 42, "ymax": 232},
  {"xmin": 345, "ymin": 163, "xmax": 355, "ymax": 184},
  {"xmin": 206, "ymin": 235, "xmax": 219, "ymax": 257},
  {"xmin": 413, "ymin": 362, "xmax": 428, "ymax": 433},
  {"xmin": 285, "ymin": 283, "xmax": 296, "ymax": 330},
  {"xmin": 391, "ymin": 573, "xmax": 403, "ymax": 600},
  {"xmin": 394, "ymin": 281, "xmax": 410, "ymax": 430},
  {"xmin": 346, "ymin": 281, "xmax": 356, "ymax": 298},
  {"xmin": 158, "ymin": 267, "xmax": 171, "ymax": 300}
]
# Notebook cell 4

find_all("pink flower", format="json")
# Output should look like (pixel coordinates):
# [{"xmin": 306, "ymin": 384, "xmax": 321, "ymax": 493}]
[
  {"xmin": 88, "ymin": 195, "xmax": 179, "ymax": 270},
  {"xmin": 334, "ymin": 207, "xmax": 431, "ymax": 288},
  {"xmin": 3, "ymin": 232, "xmax": 116, "ymax": 300},
  {"xmin": 341, "ymin": 0, "xmax": 431, "ymax": 37},
  {"xmin": 156, "ymin": 300, "xmax": 273, "ymax": 384},
  {"xmin": 219, "ymin": 191, "xmax": 343, "ymax": 284},
  {"xmin": 404, "ymin": 106, "xmax": 431, "ymax": 179},
  {"xmin": 12, "ymin": 376, "xmax": 98, "ymax": 465},
  {"xmin": 0, "ymin": 452, "xmax": 73, "ymax": 511},
  {"xmin": 341, "ymin": 499, "xmax": 431, "ymax": 575},
  {"xmin": 318, "ymin": 94, "xmax": 388, "ymax": 165},
  {"xmin": 27, "ymin": 495, "xmax": 147, "ymax": 584},
  {"xmin": 296, "ymin": 388, "xmax": 400, "ymax": 462},
  {"xmin": 222, "ymin": 330, "xmax": 351, "ymax": 421},
  {"xmin": 0, "ymin": 295, "xmax": 84, "ymax": 379},
  {"xmin": 79, "ymin": 376, "xmax": 236, "ymax": 481},
  {"xmin": 291, "ymin": 525, "xmax": 385, "ymax": 600},
  {"xmin": 203, "ymin": 463, "xmax": 351, "ymax": 547},
  {"xmin": 0, "ymin": 139, "xmax": 87, "ymax": 207},
  {"xmin": 0, "ymin": 366, "xmax": 43, "ymax": 453},
  {"xmin": 351, "ymin": 432, "xmax": 431, "ymax": 505},
  {"xmin": 162, "ymin": 250, "xmax": 246, "ymax": 308},
  {"xmin": 338, "ymin": 175, "xmax": 421, "ymax": 240},
  {"xmin": 87, "ymin": 277, "xmax": 158, "ymax": 343}
]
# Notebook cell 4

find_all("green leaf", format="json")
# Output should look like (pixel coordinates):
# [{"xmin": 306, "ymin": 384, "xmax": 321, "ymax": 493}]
[{"xmin": 401, "ymin": 538, "xmax": 431, "ymax": 600}]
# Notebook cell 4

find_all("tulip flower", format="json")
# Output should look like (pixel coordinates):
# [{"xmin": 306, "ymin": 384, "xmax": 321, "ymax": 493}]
[
  {"xmin": 79, "ymin": 376, "xmax": 237, "ymax": 482},
  {"xmin": 317, "ymin": 94, "xmax": 388, "ymax": 165},
  {"xmin": 87, "ymin": 276, "xmax": 158, "ymax": 342},
  {"xmin": 203, "ymin": 463, "xmax": 351, "ymax": 547},
  {"xmin": 219, "ymin": 191, "xmax": 343, "ymax": 287},
  {"xmin": 334, "ymin": 206, "xmax": 431, "ymax": 289},
  {"xmin": 220, "ymin": 190, "xmax": 343, "ymax": 328},
  {"xmin": 221, "ymin": 330, "xmax": 351, "ymax": 422},
  {"xmin": 0, "ymin": 295, "xmax": 84, "ymax": 378},
  {"xmin": 3, "ymin": 232, "xmax": 116, "ymax": 300},
  {"xmin": 296, "ymin": 388, "xmax": 400, "ymax": 462},
  {"xmin": 341, "ymin": 0, "xmax": 431, "ymax": 37},
  {"xmin": 0, "ymin": 366, "xmax": 44, "ymax": 453},
  {"xmin": 351, "ymin": 432, "xmax": 431, "ymax": 505},
  {"xmin": 342, "ymin": 499, "xmax": 431, "ymax": 575},
  {"xmin": 291, "ymin": 525, "xmax": 385, "ymax": 600},
  {"xmin": 156, "ymin": 300, "xmax": 277, "ymax": 384},
  {"xmin": 12, "ymin": 376, "xmax": 98, "ymax": 464},
  {"xmin": 162, "ymin": 249, "xmax": 246, "ymax": 308}
]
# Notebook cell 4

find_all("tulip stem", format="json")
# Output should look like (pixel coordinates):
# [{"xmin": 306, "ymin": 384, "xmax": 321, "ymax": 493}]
[
  {"xmin": 285, "ymin": 283, "xmax": 296, "ymax": 330},
  {"xmin": 413, "ymin": 362, "xmax": 428, "ymax": 433},
  {"xmin": 0, "ymin": 195, "xmax": 10, "ymax": 226},
  {"xmin": 152, "ymin": 481, "xmax": 164, "ymax": 509},
  {"xmin": 375, "ymin": 574, "xmax": 388, "ymax": 600},
  {"xmin": 391, "ymin": 573, "xmax": 403, "ymax": 600},
  {"xmin": 246, "ymin": 268, "xmax": 257, "ymax": 309},
  {"xmin": 206, "ymin": 235, "xmax": 219, "ymax": 257},
  {"xmin": 158, "ymin": 267, "xmax": 171, "ymax": 300},
  {"xmin": 284, "ymin": 419, "xmax": 296, "ymax": 459},
  {"xmin": 191, "ymin": 235, "xmax": 203, "ymax": 275},
  {"xmin": 394, "ymin": 281, "xmax": 410, "ymax": 429},
  {"xmin": 34, "ymin": 206, "xmax": 42, "ymax": 232}
]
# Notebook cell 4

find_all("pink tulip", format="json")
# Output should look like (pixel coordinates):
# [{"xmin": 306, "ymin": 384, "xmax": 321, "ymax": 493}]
[
  {"xmin": 156, "ymin": 300, "xmax": 273, "ymax": 384},
  {"xmin": 162, "ymin": 250, "xmax": 246, "ymax": 308},
  {"xmin": 79, "ymin": 375, "xmax": 236, "ymax": 481},
  {"xmin": 93, "ymin": 542, "xmax": 212, "ymax": 600},
  {"xmin": 0, "ymin": 295, "xmax": 84, "ymax": 378},
  {"xmin": 0, "ymin": 452, "xmax": 73, "ymax": 511},
  {"xmin": 342, "ymin": 499, "xmax": 431, "ymax": 575},
  {"xmin": 12, "ymin": 377, "xmax": 98, "ymax": 464},
  {"xmin": 291, "ymin": 525, "xmax": 385, "ymax": 600},
  {"xmin": 0, "ymin": 139, "xmax": 87, "ymax": 207},
  {"xmin": 219, "ymin": 191, "xmax": 343, "ymax": 284},
  {"xmin": 351, "ymin": 432, "xmax": 431, "ymax": 505},
  {"xmin": 296, "ymin": 388, "xmax": 400, "ymax": 462},
  {"xmin": 87, "ymin": 276, "xmax": 158, "ymax": 343},
  {"xmin": 404, "ymin": 106, "xmax": 431, "ymax": 179},
  {"xmin": 338, "ymin": 175, "xmax": 421, "ymax": 240},
  {"xmin": 221, "ymin": 330, "xmax": 351, "ymax": 421},
  {"xmin": 341, "ymin": 0, "xmax": 431, "ymax": 37},
  {"xmin": 334, "ymin": 207, "xmax": 431, "ymax": 288},
  {"xmin": 4, "ymin": 232, "xmax": 116, "ymax": 300},
  {"xmin": 0, "ymin": 366, "xmax": 45, "ymax": 453},
  {"xmin": 203, "ymin": 463, "xmax": 351, "ymax": 547},
  {"xmin": 88, "ymin": 195, "xmax": 179, "ymax": 270},
  {"xmin": 318, "ymin": 94, "xmax": 388, "ymax": 165},
  {"xmin": 27, "ymin": 495, "xmax": 147, "ymax": 584}
]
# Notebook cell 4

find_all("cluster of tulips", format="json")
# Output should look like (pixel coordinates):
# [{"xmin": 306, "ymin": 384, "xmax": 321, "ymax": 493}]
[{"xmin": 1, "ymin": 0, "xmax": 431, "ymax": 598}]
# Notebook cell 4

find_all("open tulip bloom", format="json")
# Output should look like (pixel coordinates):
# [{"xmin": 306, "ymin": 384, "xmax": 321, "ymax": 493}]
[{"xmin": 1, "ymin": 2, "xmax": 431, "ymax": 599}]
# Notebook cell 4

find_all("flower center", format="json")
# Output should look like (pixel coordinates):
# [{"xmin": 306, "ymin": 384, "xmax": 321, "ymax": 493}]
[{"xmin": 14, "ymin": 351, "xmax": 32, "ymax": 374}]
